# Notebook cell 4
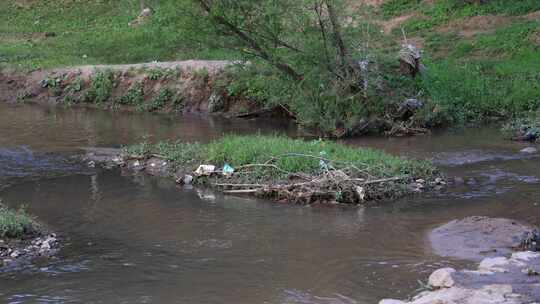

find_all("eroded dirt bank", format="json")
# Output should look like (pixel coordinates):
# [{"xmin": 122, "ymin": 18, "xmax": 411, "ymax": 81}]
[{"xmin": 0, "ymin": 61, "xmax": 264, "ymax": 116}]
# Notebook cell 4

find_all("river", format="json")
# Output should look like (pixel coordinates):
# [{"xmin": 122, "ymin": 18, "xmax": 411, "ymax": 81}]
[{"xmin": 0, "ymin": 103, "xmax": 539, "ymax": 303}]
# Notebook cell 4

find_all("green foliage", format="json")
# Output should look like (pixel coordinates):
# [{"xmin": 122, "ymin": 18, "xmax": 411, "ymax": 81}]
[
  {"xmin": 0, "ymin": 0, "xmax": 237, "ymax": 70},
  {"xmin": 41, "ymin": 76, "xmax": 63, "ymax": 96},
  {"xmin": 147, "ymin": 69, "xmax": 164, "ymax": 80},
  {"xmin": 65, "ymin": 77, "xmax": 83, "ymax": 94},
  {"xmin": 400, "ymin": 0, "xmax": 540, "ymax": 35},
  {"xmin": 457, "ymin": 0, "xmax": 540, "ymax": 15},
  {"xmin": 0, "ymin": 203, "xmax": 37, "ymax": 239},
  {"xmin": 381, "ymin": 0, "xmax": 422, "ymax": 18},
  {"xmin": 84, "ymin": 70, "xmax": 116, "ymax": 103},
  {"xmin": 155, "ymin": 141, "xmax": 204, "ymax": 165},
  {"xmin": 421, "ymin": 54, "xmax": 540, "ymax": 124},
  {"xmin": 145, "ymin": 88, "xmax": 175, "ymax": 112},
  {"xmin": 206, "ymin": 135, "xmax": 436, "ymax": 178},
  {"xmin": 471, "ymin": 20, "xmax": 540, "ymax": 56},
  {"xmin": 119, "ymin": 82, "xmax": 144, "ymax": 106},
  {"xmin": 419, "ymin": 18, "xmax": 540, "ymax": 125},
  {"xmin": 125, "ymin": 135, "xmax": 437, "ymax": 180},
  {"xmin": 124, "ymin": 137, "xmax": 152, "ymax": 156}
]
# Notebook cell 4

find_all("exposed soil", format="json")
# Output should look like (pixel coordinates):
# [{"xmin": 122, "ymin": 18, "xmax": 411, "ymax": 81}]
[
  {"xmin": 0, "ymin": 60, "xmax": 263, "ymax": 116},
  {"xmin": 437, "ymin": 14, "xmax": 514, "ymax": 38},
  {"xmin": 381, "ymin": 13, "xmax": 418, "ymax": 34}
]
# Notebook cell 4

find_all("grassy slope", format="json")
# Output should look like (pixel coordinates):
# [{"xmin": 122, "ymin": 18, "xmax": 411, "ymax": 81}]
[
  {"xmin": 0, "ymin": 0, "xmax": 234, "ymax": 70},
  {"xmin": 1, "ymin": 0, "xmax": 539, "ymax": 127},
  {"xmin": 380, "ymin": 0, "xmax": 540, "ymax": 124}
]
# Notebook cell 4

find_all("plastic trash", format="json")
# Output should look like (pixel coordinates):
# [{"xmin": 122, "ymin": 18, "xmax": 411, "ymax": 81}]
[
  {"xmin": 195, "ymin": 165, "xmax": 216, "ymax": 176},
  {"xmin": 319, "ymin": 151, "xmax": 331, "ymax": 171},
  {"xmin": 222, "ymin": 163, "xmax": 234, "ymax": 176}
]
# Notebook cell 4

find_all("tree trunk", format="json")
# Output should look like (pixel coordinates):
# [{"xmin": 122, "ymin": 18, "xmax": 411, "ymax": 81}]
[{"xmin": 324, "ymin": 1, "xmax": 351, "ymax": 76}]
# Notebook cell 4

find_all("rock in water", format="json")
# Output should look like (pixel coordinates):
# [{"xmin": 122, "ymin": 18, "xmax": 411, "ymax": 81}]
[
  {"xmin": 428, "ymin": 268, "xmax": 456, "ymax": 288},
  {"xmin": 429, "ymin": 216, "xmax": 534, "ymax": 261},
  {"xmin": 520, "ymin": 147, "xmax": 538, "ymax": 154}
]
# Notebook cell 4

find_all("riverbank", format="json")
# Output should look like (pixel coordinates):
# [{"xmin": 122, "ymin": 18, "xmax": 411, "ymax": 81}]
[
  {"xmin": 0, "ymin": 203, "xmax": 58, "ymax": 269},
  {"xmin": 2, "ymin": 1, "xmax": 539, "ymax": 138},
  {"xmin": 84, "ymin": 135, "xmax": 441, "ymax": 205},
  {"xmin": 0, "ymin": 60, "xmax": 265, "ymax": 116}
]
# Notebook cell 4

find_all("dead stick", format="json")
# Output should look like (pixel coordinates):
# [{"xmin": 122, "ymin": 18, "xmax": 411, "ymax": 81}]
[
  {"xmin": 235, "ymin": 163, "xmax": 291, "ymax": 175},
  {"xmin": 362, "ymin": 176, "xmax": 405, "ymax": 185},
  {"xmin": 213, "ymin": 183, "xmax": 264, "ymax": 188},
  {"xmin": 223, "ymin": 189, "xmax": 260, "ymax": 194}
]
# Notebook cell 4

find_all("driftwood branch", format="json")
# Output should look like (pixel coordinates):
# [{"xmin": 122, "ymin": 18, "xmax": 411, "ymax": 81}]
[{"xmin": 223, "ymin": 189, "xmax": 260, "ymax": 194}]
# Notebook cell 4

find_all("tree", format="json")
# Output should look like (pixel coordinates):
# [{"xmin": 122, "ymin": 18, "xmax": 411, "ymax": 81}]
[
  {"xmin": 183, "ymin": 0, "xmax": 394, "ymax": 136},
  {"xmin": 192, "ymin": 0, "xmax": 360, "ymax": 83}
]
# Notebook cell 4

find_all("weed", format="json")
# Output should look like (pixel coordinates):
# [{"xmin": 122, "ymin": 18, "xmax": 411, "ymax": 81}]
[
  {"xmin": 147, "ymin": 69, "xmax": 164, "ymax": 80},
  {"xmin": 118, "ymin": 82, "xmax": 144, "ymax": 106},
  {"xmin": 0, "ymin": 202, "xmax": 38, "ymax": 239},
  {"xmin": 84, "ymin": 70, "xmax": 116, "ymax": 103},
  {"xmin": 144, "ymin": 88, "xmax": 175, "ymax": 112},
  {"xmin": 41, "ymin": 76, "xmax": 62, "ymax": 96}
]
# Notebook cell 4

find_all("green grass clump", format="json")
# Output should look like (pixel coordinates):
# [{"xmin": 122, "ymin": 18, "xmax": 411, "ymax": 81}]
[
  {"xmin": 118, "ymin": 82, "xmax": 144, "ymax": 106},
  {"xmin": 146, "ymin": 88, "xmax": 174, "ymax": 111},
  {"xmin": 125, "ymin": 135, "xmax": 437, "ymax": 181},
  {"xmin": 0, "ymin": 204, "xmax": 38, "ymax": 239},
  {"xmin": 84, "ymin": 70, "xmax": 117, "ymax": 103}
]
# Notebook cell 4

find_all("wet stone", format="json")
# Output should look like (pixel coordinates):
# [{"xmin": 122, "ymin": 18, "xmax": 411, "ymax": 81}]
[
  {"xmin": 430, "ymin": 216, "xmax": 534, "ymax": 261},
  {"xmin": 520, "ymin": 147, "xmax": 538, "ymax": 154}
]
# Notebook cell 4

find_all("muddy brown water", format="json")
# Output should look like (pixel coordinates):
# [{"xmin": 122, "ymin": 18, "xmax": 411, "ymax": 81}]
[{"xmin": 0, "ymin": 103, "xmax": 539, "ymax": 304}]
